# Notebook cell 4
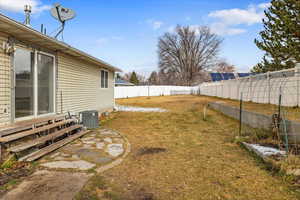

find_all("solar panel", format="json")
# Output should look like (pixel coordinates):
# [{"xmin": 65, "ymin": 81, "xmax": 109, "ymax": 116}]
[
  {"xmin": 222, "ymin": 73, "xmax": 235, "ymax": 80},
  {"xmin": 238, "ymin": 73, "xmax": 252, "ymax": 78},
  {"xmin": 210, "ymin": 73, "xmax": 236, "ymax": 82},
  {"xmin": 210, "ymin": 73, "xmax": 223, "ymax": 82}
]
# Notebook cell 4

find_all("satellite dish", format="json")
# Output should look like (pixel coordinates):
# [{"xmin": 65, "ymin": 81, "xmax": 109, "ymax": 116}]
[
  {"xmin": 51, "ymin": 3, "xmax": 76, "ymax": 22},
  {"xmin": 50, "ymin": 3, "xmax": 76, "ymax": 39}
]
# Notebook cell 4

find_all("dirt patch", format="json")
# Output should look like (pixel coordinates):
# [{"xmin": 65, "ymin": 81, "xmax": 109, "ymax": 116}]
[
  {"xmin": 2, "ymin": 170, "xmax": 91, "ymax": 200},
  {"xmin": 0, "ymin": 162, "xmax": 33, "ymax": 196},
  {"xmin": 131, "ymin": 187, "xmax": 155, "ymax": 200},
  {"xmin": 136, "ymin": 147, "xmax": 167, "ymax": 156},
  {"xmin": 0, "ymin": 162, "xmax": 31, "ymax": 185}
]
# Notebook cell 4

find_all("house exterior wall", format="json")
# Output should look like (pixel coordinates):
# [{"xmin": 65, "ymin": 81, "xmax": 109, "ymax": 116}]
[
  {"xmin": 0, "ymin": 33, "xmax": 11, "ymax": 127},
  {"xmin": 56, "ymin": 53, "xmax": 115, "ymax": 115},
  {"xmin": 0, "ymin": 33, "xmax": 115, "ymax": 127}
]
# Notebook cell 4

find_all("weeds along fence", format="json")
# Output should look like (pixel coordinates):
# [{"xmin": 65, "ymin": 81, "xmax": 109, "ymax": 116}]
[
  {"xmin": 199, "ymin": 67, "xmax": 300, "ymax": 107},
  {"xmin": 114, "ymin": 86, "xmax": 200, "ymax": 99}
]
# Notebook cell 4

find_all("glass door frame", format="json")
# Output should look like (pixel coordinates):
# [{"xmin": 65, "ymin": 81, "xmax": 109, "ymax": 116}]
[
  {"xmin": 35, "ymin": 51, "xmax": 56, "ymax": 118},
  {"xmin": 14, "ymin": 48, "xmax": 56, "ymax": 122}
]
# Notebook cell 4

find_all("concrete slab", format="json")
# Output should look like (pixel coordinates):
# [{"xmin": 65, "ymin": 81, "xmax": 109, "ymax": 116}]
[
  {"xmin": 41, "ymin": 160, "xmax": 96, "ymax": 170},
  {"xmin": 2, "ymin": 170, "xmax": 90, "ymax": 200}
]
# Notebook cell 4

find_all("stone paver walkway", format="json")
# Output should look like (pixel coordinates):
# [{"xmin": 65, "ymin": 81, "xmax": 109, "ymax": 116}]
[{"xmin": 2, "ymin": 129, "xmax": 130, "ymax": 200}]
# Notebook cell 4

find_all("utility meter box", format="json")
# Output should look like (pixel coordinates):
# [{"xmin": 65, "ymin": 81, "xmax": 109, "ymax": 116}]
[{"xmin": 80, "ymin": 110, "xmax": 99, "ymax": 129}]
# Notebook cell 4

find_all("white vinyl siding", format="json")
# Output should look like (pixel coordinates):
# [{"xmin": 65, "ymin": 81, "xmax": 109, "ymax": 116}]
[
  {"xmin": 0, "ymin": 33, "xmax": 11, "ymax": 127},
  {"xmin": 56, "ymin": 53, "xmax": 114, "ymax": 115}
]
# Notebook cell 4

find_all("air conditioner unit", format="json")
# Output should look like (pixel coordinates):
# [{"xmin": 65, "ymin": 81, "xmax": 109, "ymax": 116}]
[{"xmin": 80, "ymin": 110, "xmax": 99, "ymax": 129}]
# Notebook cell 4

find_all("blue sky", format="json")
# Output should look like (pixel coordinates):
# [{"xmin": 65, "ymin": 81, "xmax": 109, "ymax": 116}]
[{"xmin": 0, "ymin": 0, "xmax": 269, "ymax": 76}]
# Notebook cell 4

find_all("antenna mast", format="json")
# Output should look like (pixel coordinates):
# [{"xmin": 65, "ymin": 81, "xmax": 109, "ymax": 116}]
[
  {"xmin": 54, "ymin": 4, "xmax": 65, "ymax": 39},
  {"xmin": 24, "ymin": 5, "xmax": 32, "ymax": 27}
]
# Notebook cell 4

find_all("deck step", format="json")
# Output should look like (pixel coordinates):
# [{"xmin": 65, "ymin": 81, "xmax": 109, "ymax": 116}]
[
  {"xmin": 0, "ymin": 119, "xmax": 76, "ymax": 143},
  {"xmin": 19, "ymin": 130, "xmax": 90, "ymax": 162},
  {"xmin": 8, "ymin": 125, "xmax": 83, "ymax": 153},
  {"xmin": 0, "ymin": 115, "xmax": 66, "ymax": 137}
]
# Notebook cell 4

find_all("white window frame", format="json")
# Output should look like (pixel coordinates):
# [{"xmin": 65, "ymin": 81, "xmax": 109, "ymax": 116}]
[{"xmin": 100, "ymin": 69, "xmax": 109, "ymax": 89}]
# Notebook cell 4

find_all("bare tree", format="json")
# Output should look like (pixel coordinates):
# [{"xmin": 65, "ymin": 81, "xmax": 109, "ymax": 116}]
[
  {"xmin": 123, "ymin": 72, "xmax": 132, "ymax": 82},
  {"xmin": 148, "ymin": 71, "xmax": 159, "ymax": 85},
  {"xmin": 158, "ymin": 25, "xmax": 222, "ymax": 86},
  {"xmin": 215, "ymin": 60, "xmax": 236, "ymax": 73},
  {"xmin": 136, "ymin": 73, "xmax": 148, "ymax": 85},
  {"xmin": 158, "ymin": 70, "xmax": 178, "ymax": 85}
]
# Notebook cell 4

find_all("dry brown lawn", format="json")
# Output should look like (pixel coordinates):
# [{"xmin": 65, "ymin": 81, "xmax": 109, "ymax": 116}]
[{"xmin": 77, "ymin": 95, "xmax": 300, "ymax": 200}]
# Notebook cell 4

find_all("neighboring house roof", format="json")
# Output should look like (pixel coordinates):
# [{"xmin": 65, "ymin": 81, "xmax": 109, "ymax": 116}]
[
  {"xmin": 115, "ymin": 79, "xmax": 135, "ymax": 86},
  {"xmin": 0, "ymin": 14, "xmax": 121, "ymax": 72}
]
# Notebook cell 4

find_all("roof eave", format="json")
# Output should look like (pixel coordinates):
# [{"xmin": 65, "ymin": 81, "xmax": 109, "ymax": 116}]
[{"xmin": 0, "ymin": 14, "xmax": 122, "ymax": 72}]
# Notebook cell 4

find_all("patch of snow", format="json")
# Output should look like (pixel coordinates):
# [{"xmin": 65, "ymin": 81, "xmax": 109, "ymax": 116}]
[
  {"xmin": 247, "ymin": 143, "xmax": 286, "ymax": 157},
  {"xmin": 106, "ymin": 144, "xmax": 124, "ymax": 157},
  {"xmin": 41, "ymin": 160, "xmax": 95, "ymax": 170},
  {"xmin": 115, "ymin": 105, "xmax": 167, "ymax": 112}
]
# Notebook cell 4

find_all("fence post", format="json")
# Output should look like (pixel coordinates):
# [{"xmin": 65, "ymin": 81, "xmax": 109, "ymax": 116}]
[
  {"xmin": 296, "ymin": 64, "xmax": 300, "ymax": 107},
  {"xmin": 237, "ymin": 80, "xmax": 240, "ymax": 100},
  {"xmin": 278, "ymin": 86, "xmax": 282, "ymax": 120},
  {"xmin": 267, "ymin": 72, "xmax": 271, "ymax": 104},
  {"xmin": 239, "ymin": 92, "xmax": 243, "ymax": 136},
  {"xmin": 249, "ymin": 76, "xmax": 253, "ymax": 102}
]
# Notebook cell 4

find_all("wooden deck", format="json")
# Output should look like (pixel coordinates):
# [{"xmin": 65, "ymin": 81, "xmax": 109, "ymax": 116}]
[
  {"xmin": 0, "ymin": 114, "xmax": 90, "ymax": 162},
  {"xmin": 0, "ymin": 115, "xmax": 66, "ymax": 137}
]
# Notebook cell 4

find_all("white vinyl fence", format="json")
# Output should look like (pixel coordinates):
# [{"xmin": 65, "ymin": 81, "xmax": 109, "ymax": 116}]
[
  {"xmin": 199, "ymin": 66, "xmax": 300, "ymax": 107},
  {"xmin": 114, "ymin": 65, "xmax": 300, "ymax": 107},
  {"xmin": 115, "ymin": 85, "xmax": 199, "ymax": 99}
]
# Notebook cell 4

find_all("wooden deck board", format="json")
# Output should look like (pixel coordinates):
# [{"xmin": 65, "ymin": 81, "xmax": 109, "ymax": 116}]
[
  {"xmin": 0, "ymin": 119, "xmax": 76, "ymax": 143},
  {"xmin": 20, "ymin": 130, "xmax": 90, "ymax": 162},
  {"xmin": 8, "ymin": 125, "xmax": 83, "ymax": 153},
  {"xmin": 0, "ymin": 115, "xmax": 66, "ymax": 136}
]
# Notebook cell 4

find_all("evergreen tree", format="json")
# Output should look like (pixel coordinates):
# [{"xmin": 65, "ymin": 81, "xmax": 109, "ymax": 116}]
[
  {"xmin": 252, "ymin": 0, "xmax": 300, "ymax": 73},
  {"xmin": 129, "ymin": 71, "xmax": 139, "ymax": 85}
]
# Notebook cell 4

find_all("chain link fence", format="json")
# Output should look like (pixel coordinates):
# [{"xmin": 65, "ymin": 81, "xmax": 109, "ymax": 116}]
[{"xmin": 200, "ymin": 65, "xmax": 300, "ymax": 153}]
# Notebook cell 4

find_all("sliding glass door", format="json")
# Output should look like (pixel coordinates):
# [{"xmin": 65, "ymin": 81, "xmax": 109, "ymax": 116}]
[
  {"xmin": 37, "ymin": 53, "xmax": 54, "ymax": 115},
  {"xmin": 14, "ymin": 48, "xmax": 34, "ymax": 118},
  {"xmin": 14, "ymin": 48, "xmax": 55, "ymax": 120}
]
